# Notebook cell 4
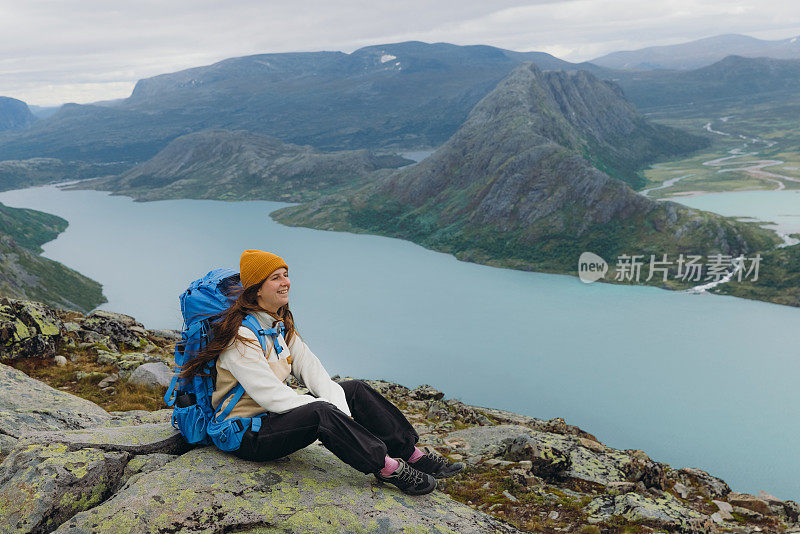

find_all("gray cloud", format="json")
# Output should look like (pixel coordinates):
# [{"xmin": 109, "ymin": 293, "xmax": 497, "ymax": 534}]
[{"xmin": 1, "ymin": 0, "xmax": 798, "ymax": 105}]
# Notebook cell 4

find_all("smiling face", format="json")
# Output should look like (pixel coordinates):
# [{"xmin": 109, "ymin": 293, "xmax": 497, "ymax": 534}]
[{"xmin": 256, "ymin": 267, "xmax": 290, "ymax": 312}]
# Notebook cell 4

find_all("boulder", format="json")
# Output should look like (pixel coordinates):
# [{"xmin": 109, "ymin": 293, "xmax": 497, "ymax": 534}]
[
  {"xmin": 148, "ymin": 329, "xmax": 181, "ymax": 343},
  {"xmin": 672, "ymin": 467, "xmax": 730, "ymax": 499},
  {"xmin": 0, "ymin": 363, "xmax": 111, "ymax": 444},
  {"xmin": 18, "ymin": 423, "xmax": 183, "ymax": 455},
  {"xmin": 446, "ymin": 424, "xmax": 631, "ymax": 486},
  {"xmin": 96, "ymin": 350, "xmax": 170, "ymax": 379},
  {"xmin": 119, "ymin": 452, "xmax": 178, "ymax": 487},
  {"xmin": 498, "ymin": 435, "xmax": 571, "ymax": 478},
  {"xmin": 81, "ymin": 310, "xmax": 148, "ymax": 349},
  {"xmin": 77, "ymin": 329, "xmax": 117, "ymax": 352},
  {"xmin": 128, "ymin": 362, "xmax": 172, "ymax": 388},
  {"xmin": 584, "ymin": 492, "xmax": 709, "ymax": 532},
  {"xmin": 426, "ymin": 400, "xmax": 450, "ymax": 422},
  {"xmin": 410, "ymin": 384, "xmax": 445, "ymax": 400},
  {"xmin": 54, "ymin": 446, "xmax": 519, "ymax": 534},
  {"xmin": 0, "ymin": 298, "xmax": 63, "ymax": 360},
  {"xmin": 621, "ymin": 450, "xmax": 665, "ymax": 489},
  {"xmin": 0, "ymin": 442, "xmax": 128, "ymax": 533},
  {"xmin": 106, "ymin": 409, "xmax": 172, "ymax": 426},
  {"xmin": 727, "ymin": 492, "xmax": 772, "ymax": 516}
]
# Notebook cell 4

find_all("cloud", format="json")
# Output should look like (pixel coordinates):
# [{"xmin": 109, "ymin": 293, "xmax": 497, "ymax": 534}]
[{"xmin": 0, "ymin": 0, "xmax": 798, "ymax": 105}]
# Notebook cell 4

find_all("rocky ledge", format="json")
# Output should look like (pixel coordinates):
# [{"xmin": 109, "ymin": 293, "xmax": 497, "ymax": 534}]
[{"xmin": 1, "ymin": 298, "xmax": 798, "ymax": 533}]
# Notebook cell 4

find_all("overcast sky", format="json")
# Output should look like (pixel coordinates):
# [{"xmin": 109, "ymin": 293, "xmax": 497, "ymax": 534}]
[{"xmin": 1, "ymin": 0, "xmax": 799, "ymax": 106}]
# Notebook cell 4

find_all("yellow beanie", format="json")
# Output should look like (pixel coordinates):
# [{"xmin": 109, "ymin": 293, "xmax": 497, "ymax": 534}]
[{"xmin": 239, "ymin": 249, "xmax": 288, "ymax": 289}]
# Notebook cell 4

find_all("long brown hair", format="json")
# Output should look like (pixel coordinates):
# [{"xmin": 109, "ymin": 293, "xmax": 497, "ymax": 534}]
[{"xmin": 178, "ymin": 278, "xmax": 296, "ymax": 381}]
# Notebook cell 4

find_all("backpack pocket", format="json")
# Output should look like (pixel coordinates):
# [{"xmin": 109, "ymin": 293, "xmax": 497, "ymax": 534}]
[
  {"xmin": 208, "ymin": 418, "xmax": 248, "ymax": 452},
  {"xmin": 172, "ymin": 402, "xmax": 210, "ymax": 444}
]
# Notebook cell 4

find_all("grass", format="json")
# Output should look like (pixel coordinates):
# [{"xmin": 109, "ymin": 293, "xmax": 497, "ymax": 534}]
[
  {"xmin": 8, "ymin": 345, "xmax": 170, "ymax": 412},
  {"xmin": 640, "ymin": 94, "xmax": 800, "ymax": 198}
]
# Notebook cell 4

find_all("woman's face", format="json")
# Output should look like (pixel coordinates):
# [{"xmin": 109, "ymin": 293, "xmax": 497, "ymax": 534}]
[{"xmin": 256, "ymin": 267, "xmax": 290, "ymax": 312}]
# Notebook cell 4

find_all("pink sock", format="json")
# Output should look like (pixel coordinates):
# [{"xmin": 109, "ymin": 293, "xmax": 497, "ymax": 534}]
[
  {"xmin": 380, "ymin": 456, "xmax": 400, "ymax": 476},
  {"xmin": 408, "ymin": 447, "xmax": 425, "ymax": 463}
]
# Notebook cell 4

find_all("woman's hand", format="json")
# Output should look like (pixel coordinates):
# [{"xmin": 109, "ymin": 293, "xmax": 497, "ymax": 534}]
[{"xmin": 267, "ymin": 358, "xmax": 291, "ymax": 382}]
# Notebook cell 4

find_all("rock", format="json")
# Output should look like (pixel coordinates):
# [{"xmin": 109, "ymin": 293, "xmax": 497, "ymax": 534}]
[
  {"xmin": 498, "ymin": 435, "xmax": 571, "ymax": 478},
  {"xmin": 410, "ymin": 384, "xmax": 444, "ymax": 400},
  {"xmin": 585, "ymin": 492, "xmax": 708, "ymax": 531},
  {"xmin": 674, "ymin": 467, "xmax": 730, "ymax": 499},
  {"xmin": 97, "ymin": 373, "xmax": 119, "ymax": 388},
  {"xmin": 96, "ymin": 349, "xmax": 121, "ymax": 365},
  {"xmin": 0, "ymin": 298, "xmax": 63, "ymax": 360},
  {"xmin": 622, "ymin": 450, "xmax": 665, "ymax": 489},
  {"xmin": 81, "ymin": 310, "xmax": 147, "ymax": 349},
  {"xmin": 120, "ymin": 452, "xmax": 178, "ymax": 486},
  {"xmin": 503, "ymin": 490, "xmax": 518, "ymax": 502},
  {"xmin": 443, "ymin": 399, "xmax": 491, "ymax": 425},
  {"xmin": 63, "ymin": 321, "xmax": 81, "ymax": 333},
  {"xmin": 579, "ymin": 437, "xmax": 604, "ymax": 452},
  {"xmin": 55, "ymin": 446, "xmax": 519, "ymax": 534},
  {"xmin": 673, "ymin": 481, "xmax": 690, "ymax": 498},
  {"xmin": 107, "ymin": 409, "xmax": 173, "ymax": 426},
  {"xmin": 548, "ymin": 510, "xmax": 559, "ymax": 520},
  {"xmin": 712, "ymin": 499, "xmax": 734, "ymax": 520},
  {"xmin": 758, "ymin": 490, "xmax": 781, "ymax": 504},
  {"xmin": 19, "ymin": 422, "xmax": 184, "ymax": 455},
  {"xmin": 732, "ymin": 505, "xmax": 764, "ymax": 520},
  {"xmin": 0, "ymin": 363, "xmax": 111, "ymax": 442},
  {"xmin": 96, "ymin": 350, "xmax": 170, "ymax": 379},
  {"xmin": 0, "ymin": 442, "xmax": 128, "ymax": 533},
  {"xmin": 148, "ymin": 329, "xmax": 181, "ymax": 343},
  {"xmin": 426, "ymin": 401, "xmax": 450, "ymax": 422},
  {"xmin": 128, "ymin": 362, "xmax": 173, "ymax": 388},
  {"xmin": 728, "ymin": 492, "xmax": 772, "ymax": 516},
  {"xmin": 607, "ymin": 481, "xmax": 636, "ymax": 495},
  {"xmin": 446, "ymin": 424, "xmax": 632, "ymax": 486},
  {"xmin": 75, "ymin": 371, "xmax": 108, "ymax": 381},
  {"xmin": 77, "ymin": 329, "xmax": 117, "ymax": 352},
  {"xmin": 54, "ymin": 355, "xmax": 67, "ymax": 366},
  {"xmin": 544, "ymin": 417, "xmax": 567, "ymax": 434}
]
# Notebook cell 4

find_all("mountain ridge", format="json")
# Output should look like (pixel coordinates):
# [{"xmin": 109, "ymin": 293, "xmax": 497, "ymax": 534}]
[
  {"xmin": 73, "ymin": 129, "xmax": 410, "ymax": 202},
  {"xmin": 0, "ymin": 97, "xmax": 35, "ymax": 132},
  {"xmin": 591, "ymin": 33, "xmax": 800, "ymax": 70},
  {"xmin": 272, "ymin": 62, "xmax": 780, "ymax": 289}
]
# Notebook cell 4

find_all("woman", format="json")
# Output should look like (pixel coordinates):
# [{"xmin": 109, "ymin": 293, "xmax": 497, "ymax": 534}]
[{"xmin": 189, "ymin": 249, "xmax": 462, "ymax": 495}]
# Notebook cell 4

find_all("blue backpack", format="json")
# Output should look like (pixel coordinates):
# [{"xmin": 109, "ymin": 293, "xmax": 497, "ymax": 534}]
[{"xmin": 164, "ymin": 268, "xmax": 286, "ymax": 452}]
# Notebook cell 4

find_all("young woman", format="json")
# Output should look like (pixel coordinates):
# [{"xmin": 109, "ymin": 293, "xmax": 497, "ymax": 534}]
[{"xmin": 184, "ymin": 249, "xmax": 462, "ymax": 495}]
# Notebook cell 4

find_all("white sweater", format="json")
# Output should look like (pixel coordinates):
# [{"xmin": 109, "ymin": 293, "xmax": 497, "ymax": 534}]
[{"xmin": 212, "ymin": 311, "xmax": 351, "ymax": 418}]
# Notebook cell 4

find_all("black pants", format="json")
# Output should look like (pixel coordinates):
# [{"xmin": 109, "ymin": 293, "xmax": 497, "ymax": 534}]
[{"xmin": 233, "ymin": 380, "xmax": 419, "ymax": 474}]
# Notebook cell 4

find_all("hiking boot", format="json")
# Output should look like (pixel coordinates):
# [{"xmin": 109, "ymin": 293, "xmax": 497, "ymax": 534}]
[
  {"xmin": 410, "ymin": 447, "xmax": 465, "ymax": 479},
  {"xmin": 375, "ymin": 458, "xmax": 437, "ymax": 495}
]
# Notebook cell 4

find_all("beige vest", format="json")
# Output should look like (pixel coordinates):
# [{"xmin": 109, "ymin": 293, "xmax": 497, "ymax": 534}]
[{"xmin": 212, "ymin": 326, "xmax": 284, "ymax": 420}]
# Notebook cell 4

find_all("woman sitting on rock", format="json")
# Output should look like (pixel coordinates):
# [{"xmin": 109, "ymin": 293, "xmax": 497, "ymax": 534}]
[{"xmin": 192, "ymin": 249, "xmax": 462, "ymax": 495}]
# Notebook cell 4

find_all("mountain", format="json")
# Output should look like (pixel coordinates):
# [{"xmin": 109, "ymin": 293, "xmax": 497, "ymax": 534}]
[
  {"xmin": 0, "ymin": 97, "xmax": 35, "ymax": 131},
  {"xmin": 613, "ymin": 55, "xmax": 800, "ymax": 110},
  {"xmin": 591, "ymin": 34, "xmax": 800, "ymax": 70},
  {"xmin": 273, "ymin": 63, "xmax": 778, "ymax": 280},
  {"xmin": 75, "ymin": 129, "xmax": 411, "ymax": 202},
  {"xmin": 0, "ymin": 42, "xmax": 600, "ymax": 163},
  {"xmin": 0, "ymin": 203, "xmax": 105, "ymax": 312},
  {"xmin": 0, "ymin": 158, "xmax": 130, "ymax": 193}
]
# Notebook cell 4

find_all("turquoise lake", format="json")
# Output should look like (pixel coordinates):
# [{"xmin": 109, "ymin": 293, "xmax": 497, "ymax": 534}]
[{"xmin": 1, "ymin": 185, "xmax": 798, "ymax": 500}]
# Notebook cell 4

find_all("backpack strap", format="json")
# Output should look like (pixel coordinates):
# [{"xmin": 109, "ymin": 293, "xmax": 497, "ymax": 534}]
[
  {"xmin": 242, "ymin": 314, "xmax": 285, "ymax": 357},
  {"xmin": 211, "ymin": 315, "xmax": 289, "ymax": 421},
  {"xmin": 214, "ymin": 383, "xmax": 247, "ymax": 422}
]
